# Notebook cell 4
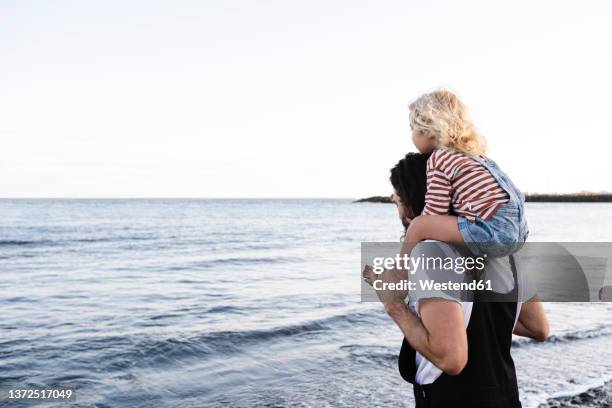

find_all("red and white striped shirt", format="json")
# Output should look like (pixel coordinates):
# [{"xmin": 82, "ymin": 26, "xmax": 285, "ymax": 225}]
[{"xmin": 423, "ymin": 149, "xmax": 509, "ymax": 222}]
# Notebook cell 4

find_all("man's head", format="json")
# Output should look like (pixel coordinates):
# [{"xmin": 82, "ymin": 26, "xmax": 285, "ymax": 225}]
[{"xmin": 389, "ymin": 152, "xmax": 430, "ymax": 230}]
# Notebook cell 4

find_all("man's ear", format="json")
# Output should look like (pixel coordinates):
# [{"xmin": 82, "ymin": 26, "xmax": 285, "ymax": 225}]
[
  {"xmin": 403, "ymin": 215, "xmax": 413, "ymax": 226},
  {"xmin": 402, "ymin": 216, "xmax": 413, "ymax": 231}
]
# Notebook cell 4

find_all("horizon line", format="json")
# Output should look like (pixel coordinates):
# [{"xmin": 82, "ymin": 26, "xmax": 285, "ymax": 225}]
[
  {"xmin": 0, "ymin": 197, "xmax": 358, "ymax": 200},
  {"xmin": 1, "ymin": 191, "xmax": 612, "ymax": 200}
]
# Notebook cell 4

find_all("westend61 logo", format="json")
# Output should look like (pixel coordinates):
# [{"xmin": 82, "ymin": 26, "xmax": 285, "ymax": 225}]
[{"xmin": 371, "ymin": 253, "xmax": 486, "ymax": 275}]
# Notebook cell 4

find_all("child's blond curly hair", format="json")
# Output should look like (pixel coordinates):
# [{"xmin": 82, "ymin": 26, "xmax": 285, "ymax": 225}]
[{"xmin": 409, "ymin": 89, "xmax": 487, "ymax": 156}]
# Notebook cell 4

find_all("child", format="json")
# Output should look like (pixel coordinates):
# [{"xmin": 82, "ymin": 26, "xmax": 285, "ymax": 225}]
[{"xmin": 405, "ymin": 89, "xmax": 529, "ymax": 258}]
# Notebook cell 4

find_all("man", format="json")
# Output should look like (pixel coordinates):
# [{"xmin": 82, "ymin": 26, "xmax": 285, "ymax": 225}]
[{"xmin": 363, "ymin": 153, "xmax": 549, "ymax": 407}]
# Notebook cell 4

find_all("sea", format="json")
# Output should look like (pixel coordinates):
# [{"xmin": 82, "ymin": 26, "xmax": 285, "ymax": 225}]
[{"xmin": 1, "ymin": 199, "xmax": 611, "ymax": 408}]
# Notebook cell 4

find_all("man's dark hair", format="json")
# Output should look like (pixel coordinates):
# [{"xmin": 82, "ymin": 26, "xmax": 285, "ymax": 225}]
[{"xmin": 389, "ymin": 152, "xmax": 431, "ymax": 217}]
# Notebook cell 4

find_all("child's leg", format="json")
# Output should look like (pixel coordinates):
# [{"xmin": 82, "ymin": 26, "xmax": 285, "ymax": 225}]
[{"xmin": 405, "ymin": 214, "xmax": 464, "ymax": 244}]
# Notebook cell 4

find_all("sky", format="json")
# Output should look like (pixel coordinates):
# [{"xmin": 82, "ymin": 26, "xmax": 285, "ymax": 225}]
[{"xmin": 1, "ymin": 0, "xmax": 611, "ymax": 198}]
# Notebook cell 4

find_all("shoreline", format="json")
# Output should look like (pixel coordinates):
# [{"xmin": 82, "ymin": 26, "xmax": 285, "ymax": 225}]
[
  {"xmin": 540, "ymin": 380, "xmax": 612, "ymax": 407},
  {"xmin": 354, "ymin": 194, "xmax": 612, "ymax": 203}
]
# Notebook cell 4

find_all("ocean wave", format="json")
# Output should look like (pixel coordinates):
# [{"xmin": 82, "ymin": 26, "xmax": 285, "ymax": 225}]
[
  {"xmin": 143, "ymin": 307, "xmax": 246, "ymax": 324},
  {"xmin": 167, "ymin": 256, "xmax": 305, "ymax": 271},
  {"xmin": 339, "ymin": 344, "xmax": 397, "ymax": 365},
  {"xmin": 205, "ymin": 305, "xmax": 245, "ymax": 314},
  {"xmin": 537, "ymin": 379, "xmax": 612, "ymax": 408},
  {"xmin": 0, "ymin": 236, "xmax": 155, "ymax": 249},
  {"xmin": 205, "ymin": 255, "xmax": 305, "ymax": 266},
  {"xmin": 0, "ymin": 310, "xmax": 381, "ymax": 378},
  {"xmin": 186, "ymin": 310, "xmax": 383, "ymax": 351},
  {"xmin": 512, "ymin": 326, "xmax": 612, "ymax": 348},
  {"xmin": 44, "ymin": 311, "xmax": 380, "ymax": 372},
  {"xmin": 73, "ymin": 236, "xmax": 155, "ymax": 243},
  {"xmin": 0, "ymin": 239, "xmax": 57, "ymax": 247}
]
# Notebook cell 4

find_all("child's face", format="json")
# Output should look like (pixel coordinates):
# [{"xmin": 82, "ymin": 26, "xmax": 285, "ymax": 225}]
[{"xmin": 412, "ymin": 129, "xmax": 435, "ymax": 154}]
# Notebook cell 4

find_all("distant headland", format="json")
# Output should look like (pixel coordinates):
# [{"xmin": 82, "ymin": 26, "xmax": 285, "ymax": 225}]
[{"xmin": 354, "ymin": 193, "xmax": 612, "ymax": 203}]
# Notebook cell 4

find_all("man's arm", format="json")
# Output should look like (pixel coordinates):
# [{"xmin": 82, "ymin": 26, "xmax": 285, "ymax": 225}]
[
  {"xmin": 384, "ymin": 299, "xmax": 468, "ymax": 375},
  {"xmin": 513, "ymin": 296, "xmax": 549, "ymax": 341}
]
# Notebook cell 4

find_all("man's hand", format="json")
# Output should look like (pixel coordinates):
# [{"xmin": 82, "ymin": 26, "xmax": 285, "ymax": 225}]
[{"xmin": 362, "ymin": 264, "xmax": 409, "ymax": 304}]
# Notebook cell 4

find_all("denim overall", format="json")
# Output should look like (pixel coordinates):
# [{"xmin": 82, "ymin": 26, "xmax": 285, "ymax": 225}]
[{"xmin": 457, "ymin": 155, "xmax": 529, "ymax": 258}]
